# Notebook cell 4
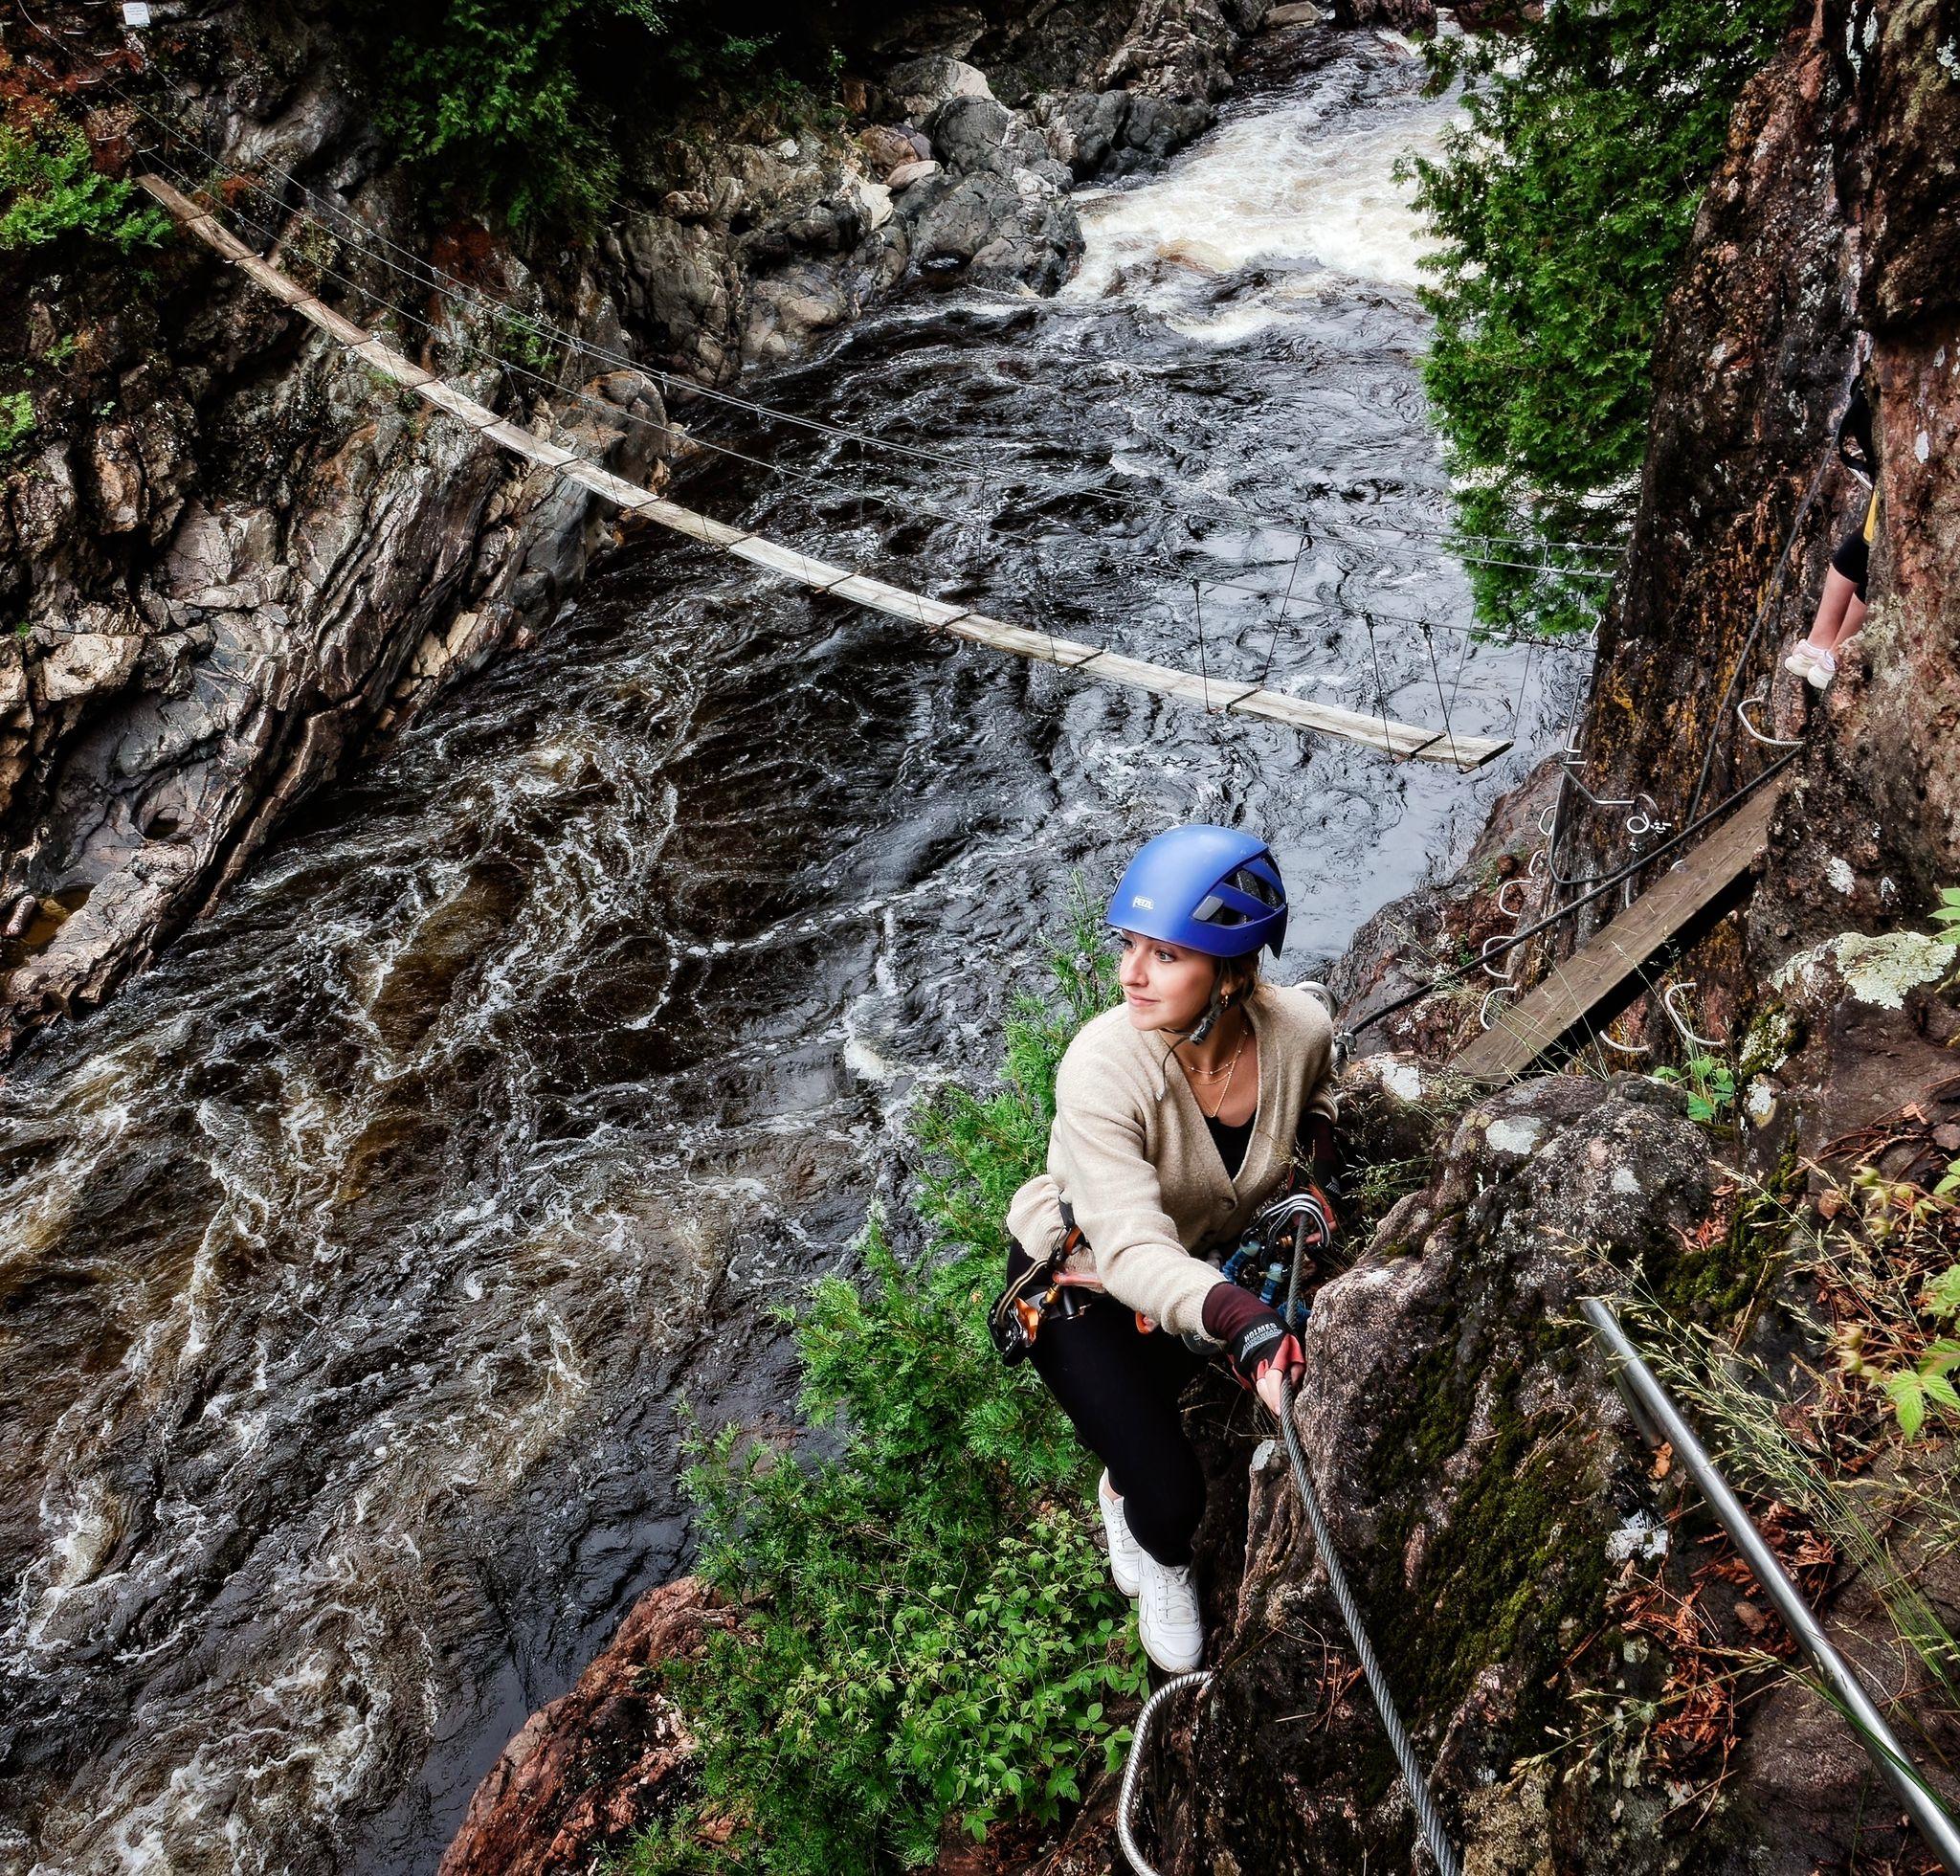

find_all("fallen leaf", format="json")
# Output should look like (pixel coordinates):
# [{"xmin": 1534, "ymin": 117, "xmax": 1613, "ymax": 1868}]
[
  {"xmin": 1650, "ymin": 1442, "xmax": 1675, "ymax": 1481},
  {"xmin": 1733, "ymin": 1598, "xmax": 1768, "ymax": 1636}
]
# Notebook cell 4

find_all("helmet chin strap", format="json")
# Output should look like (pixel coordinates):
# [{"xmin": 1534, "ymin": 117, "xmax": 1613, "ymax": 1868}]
[{"xmin": 1185, "ymin": 972, "xmax": 1227, "ymax": 1047}]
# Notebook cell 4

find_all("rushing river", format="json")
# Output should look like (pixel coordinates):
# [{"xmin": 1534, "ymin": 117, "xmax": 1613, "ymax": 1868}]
[{"xmin": 0, "ymin": 30, "xmax": 1589, "ymax": 1876}]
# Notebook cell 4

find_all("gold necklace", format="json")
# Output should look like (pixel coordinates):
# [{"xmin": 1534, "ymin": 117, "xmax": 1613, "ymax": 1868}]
[{"xmin": 1187, "ymin": 1025, "xmax": 1249, "ymax": 1120}]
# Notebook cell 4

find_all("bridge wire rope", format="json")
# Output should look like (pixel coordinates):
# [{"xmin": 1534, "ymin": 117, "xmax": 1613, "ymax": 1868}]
[
  {"xmin": 152, "ymin": 152, "xmax": 1061, "ymax": 662},
  {"xmin": 12, "ymin": 0, "xmax": 999, "ymax": 482},
  {"xmin": 1417, "ymin": 622, "xmax": 1461, "ymax": 769},
  {"xmin": 33, "ymin": 1, "xmax": 1629, "ymax": 603},
  {"xmin": 34, "ymin": 10, "xmax": 1570, "ymax": 740},
  {"xmin": 129, "ymin": 142, "xmax": 1002, "ymax": 559},
  {"xmin": 1192, "ymin": 580, "xmax": 1214, "ymax": 712},
  {"xmin": 1256, "ymin": 520, "xmax": 1310, "ymax": 690},
  {"xmin": 109, "ymin": 132, "xmax": 1271, "ymax": 701},
  {"xmin": 39, "ymin": 9, "xmax": 1601, "ymax": 736}
]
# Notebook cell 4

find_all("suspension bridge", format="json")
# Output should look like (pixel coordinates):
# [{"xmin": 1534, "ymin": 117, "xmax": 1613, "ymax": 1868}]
[{"xmin": 136, "ymin": 172, "xmax": 1515, "ymax": 770}]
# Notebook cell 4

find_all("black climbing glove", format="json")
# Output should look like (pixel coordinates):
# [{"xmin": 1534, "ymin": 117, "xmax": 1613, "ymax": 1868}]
[{"xmin": 1202, "ymin": 1283, "xmax": 1305, "ymax": 1394}]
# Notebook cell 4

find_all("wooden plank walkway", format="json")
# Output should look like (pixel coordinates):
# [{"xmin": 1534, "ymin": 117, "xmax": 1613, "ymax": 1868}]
[
  {"xmin": 140, "ymin": 175, "xmax": 1511, "ymax": 771},
  {"xmin": 1452, "ymin": 780, "xmax": 1784, "ymax": 1083}
]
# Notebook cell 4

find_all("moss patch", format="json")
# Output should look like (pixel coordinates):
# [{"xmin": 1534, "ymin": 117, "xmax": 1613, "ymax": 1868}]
[
  {"xmin": 1648, "ymin": 1154, "xmax": 1798, "ymax": 1325},
  {"xmin": 1373, "ymin": 1357, "xmax": 1610, "ymax": 1743}
]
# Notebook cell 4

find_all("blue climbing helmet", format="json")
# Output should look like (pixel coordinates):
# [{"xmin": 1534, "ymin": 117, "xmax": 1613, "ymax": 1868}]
[{"xmin": 1106, "ymin": 824, "xmax": 1288, "ymax": 959}]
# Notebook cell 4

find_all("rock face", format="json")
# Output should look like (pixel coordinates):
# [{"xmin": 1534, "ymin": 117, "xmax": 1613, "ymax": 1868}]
[
  {"xmin": 1123, "ymin": 1064, "xmax": 1959, "ymax": 1873},
  {"xmin": 438, "ymin": 1577, "xmax": 732, "ymax": 1876},
  {"xmin": 1, "ymin": 0, "xmax": 1261, "ymax": 1059},
  {"xmin": 1494, "ymin": 0, "xmax": 1959, "ymax": 1089},
  {"xmin": 1140, "ymin": 7, "xmax": 1960, "ymax": 1870}
]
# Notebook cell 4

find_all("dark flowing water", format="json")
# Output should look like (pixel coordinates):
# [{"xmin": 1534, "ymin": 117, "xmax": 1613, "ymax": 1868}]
[{"xmin": 0, "ymin": 34, "xmax": 1589, "ymax": 1875}]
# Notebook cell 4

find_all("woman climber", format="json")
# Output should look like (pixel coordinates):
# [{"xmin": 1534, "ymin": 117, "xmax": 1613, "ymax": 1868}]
[
  {"xmin": 990, "ymin": 824, "xmax": 1341, "ymax": 1672},
  {"xmin": 1786, "ymin": 383, "xmax": 1878, "ymax": 690}
]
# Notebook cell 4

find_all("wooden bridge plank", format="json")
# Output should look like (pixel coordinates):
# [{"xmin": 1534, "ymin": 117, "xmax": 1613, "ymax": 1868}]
[
  {"xmin": 146, "ymin": 172, "xmax": 1518, "ymax": 773},
  {"xmin": 1451, "ymin": 781, "xmax": 1784, "ymax": 1083}
]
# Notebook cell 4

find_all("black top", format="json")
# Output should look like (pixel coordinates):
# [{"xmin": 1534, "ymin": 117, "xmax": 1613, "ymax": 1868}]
[{"xmin": 1204, "ymin": 1111, "xmax": 1255, "ymax": 1181}]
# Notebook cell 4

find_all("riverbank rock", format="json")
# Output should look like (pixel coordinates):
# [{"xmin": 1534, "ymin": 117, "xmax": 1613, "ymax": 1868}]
[{"xmin": 438, "ymin": 1577, "xmax": 732, "ymax": 1876}]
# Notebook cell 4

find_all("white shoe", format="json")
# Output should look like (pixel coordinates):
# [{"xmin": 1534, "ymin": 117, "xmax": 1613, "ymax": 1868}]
[
  {"xmin": 1137, "ymin": 1552, "xmax": 1205, "ymax": 1672},
  {"xmin": 1098, "ymin": 1471, "xmax": 1142, "ymax": 1598},
  {"xmin": 1784, "ymin": 640, "xmax": 1837, "ymax": 688}
]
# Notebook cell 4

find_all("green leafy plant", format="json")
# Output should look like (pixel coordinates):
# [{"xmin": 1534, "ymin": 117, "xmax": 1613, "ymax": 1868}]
[
  {"xmin": 1405, "ymin": 0, "xmax": 1792, "ymax": 635},
  {"xmin": 1650, "ymin": 1053, "xmax": 1736, "ymax": 1126},
  {"xmin": 0, "ymin": 391, "xmax": 34, "ymax": 457},
  {"xmin": 1876, "ymin": 1344, "xmax": 1960, "ymax": 1441},
  {"xmin": 0, "ymin": 120, "xmax": 172, "ymax": 255},
  {"xmin": 637, "ymin": 896, "xmax": 1147, "ymax": 1872}
]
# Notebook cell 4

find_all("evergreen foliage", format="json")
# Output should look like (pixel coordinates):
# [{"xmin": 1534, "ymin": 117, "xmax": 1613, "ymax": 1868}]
[
  {"xmin": 0, "ymin": 120, "xmax": 171, "ymax": 255},
  {"xmin": 0, "ymin": 391, "xmax": 34, "ymax": 457},
  {"xmin": 628, "ymin": 900, "xmax": 1147, "ymax": 1872},
  {"xmin": 1407, "ymin": 0, "xmax": 1794, "ymax": 634},
  {"xmin": 338, "ymin": 0, "xmax": 831, "ymax": 230}
]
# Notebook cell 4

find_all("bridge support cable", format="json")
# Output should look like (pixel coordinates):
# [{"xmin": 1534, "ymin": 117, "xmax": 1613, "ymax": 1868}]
[{"xmin": 138, "ymin": 174, "xmax": 1510, "ymax": 770}]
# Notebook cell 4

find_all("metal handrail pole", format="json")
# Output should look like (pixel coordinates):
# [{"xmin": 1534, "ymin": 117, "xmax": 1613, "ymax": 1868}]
[{"xmin": 1582, "ymin": 1296, "xmax": 1960, "ymax": 1875}]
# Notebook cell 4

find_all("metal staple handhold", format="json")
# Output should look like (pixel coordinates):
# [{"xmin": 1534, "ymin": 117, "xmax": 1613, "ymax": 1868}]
[{"xmin": 1660, "ymin": 981, "xmax": 1723, "ymax": 1051}]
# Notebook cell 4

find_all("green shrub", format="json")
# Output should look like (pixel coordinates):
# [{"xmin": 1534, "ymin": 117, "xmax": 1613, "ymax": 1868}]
[
  {"xmin": 636, "ymin": 900, "xmax": 1147, "ymax": 1872},
  {"xmin": 0, "ymin": 121, "xmax": 171, "ymax": 255},
  {"xmin": 339, "ymin": 0, "xmax": 820, "ymax": 230},
  {"xmin": 0, "ymin": 391, "xmax": 33, "ymax": 457},
  {"xmin": 1406, "ymin": 0, "xmax": 1793, "ymax": 634}
]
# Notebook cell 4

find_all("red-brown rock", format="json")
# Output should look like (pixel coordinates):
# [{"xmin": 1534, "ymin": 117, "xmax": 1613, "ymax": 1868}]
[{"xmin": 438, "ymin": 1576, "xmax": 734, "ymax": 1876}]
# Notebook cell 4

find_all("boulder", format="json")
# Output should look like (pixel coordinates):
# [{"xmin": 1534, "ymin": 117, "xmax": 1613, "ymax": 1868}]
[
  {"xmin": 885, "ymin": 54, "xmax": 993, "ymax": 123},
  {"xmin": 858, "ymin": 123, "xmax": 919, "ymax": 176},
  {"xmin": 438, "ymin": 1577, "xmax": 734, "ymax": 1876},
  {"xmin": 886, "ymin": 158, "xmax": 943, "ymax": 191}
]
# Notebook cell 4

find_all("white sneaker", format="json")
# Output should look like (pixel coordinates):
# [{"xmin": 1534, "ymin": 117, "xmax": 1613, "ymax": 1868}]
[
  {"xmin": 1137, "ymin": 1552, "xmax": 1205, "ymax": 1672},
  {"xmin": 1098, "ymin": 1471, "xmax": 1142, "ymax": 1598},
  {"xmin": 1783, "ymin": 640, "xmax": 1824, "ymax": 679},
  {"xmin": 1803, "ymin": 645, "xmax": 1838, "ymax": 690}
]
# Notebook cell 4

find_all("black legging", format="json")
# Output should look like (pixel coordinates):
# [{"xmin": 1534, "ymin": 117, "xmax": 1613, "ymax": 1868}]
[{"xmin": 1009, "ymin": 1240, "xmax": 1207, "ymax": 1566}]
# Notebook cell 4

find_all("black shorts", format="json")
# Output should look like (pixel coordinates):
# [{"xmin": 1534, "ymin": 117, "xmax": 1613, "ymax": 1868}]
[{"xmin": 1830, "ymin": 520, "xmax": 1870, "ymax": 601}]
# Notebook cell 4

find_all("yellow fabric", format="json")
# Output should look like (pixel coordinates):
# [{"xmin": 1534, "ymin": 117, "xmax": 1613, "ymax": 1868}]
[
  {"xmin": 1006, "ymin": 981, "xmax": 1340, "ymax": 1339},
  {"xmin": 1864, "ymin": 489, "xmax": 1878, "ymax": 544}
]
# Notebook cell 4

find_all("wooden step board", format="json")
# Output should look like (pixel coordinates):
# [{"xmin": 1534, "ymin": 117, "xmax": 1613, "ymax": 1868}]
[
  {"xmin": 140, "ymin": 175, "xmax": 1510, "ymax": 771},
  {"xmin": 1452, "ymin": 781, "xmax": 1785, "ymax": 1084}
]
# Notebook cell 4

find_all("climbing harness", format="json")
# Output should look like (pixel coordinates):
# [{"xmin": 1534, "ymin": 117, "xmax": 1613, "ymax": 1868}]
[{"xmin": 986, "ymin": 1208, "xmax": 1096, "ymax": 1366}]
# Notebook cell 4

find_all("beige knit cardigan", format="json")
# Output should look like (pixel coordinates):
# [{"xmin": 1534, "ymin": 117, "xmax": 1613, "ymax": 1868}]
[{"xmin": 1005, "ymin": 981, "xmax": 1340, "ymax": 1339}]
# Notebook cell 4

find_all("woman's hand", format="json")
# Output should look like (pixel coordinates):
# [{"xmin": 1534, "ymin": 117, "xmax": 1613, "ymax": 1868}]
[
  {"xmin": 1201, "ymin": 1284, "xmax": 1305, "ymax": 1410},
  {"xmin": 1256, "ymin": 1364, "xmax": 1299, "ymax": 1418}
]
